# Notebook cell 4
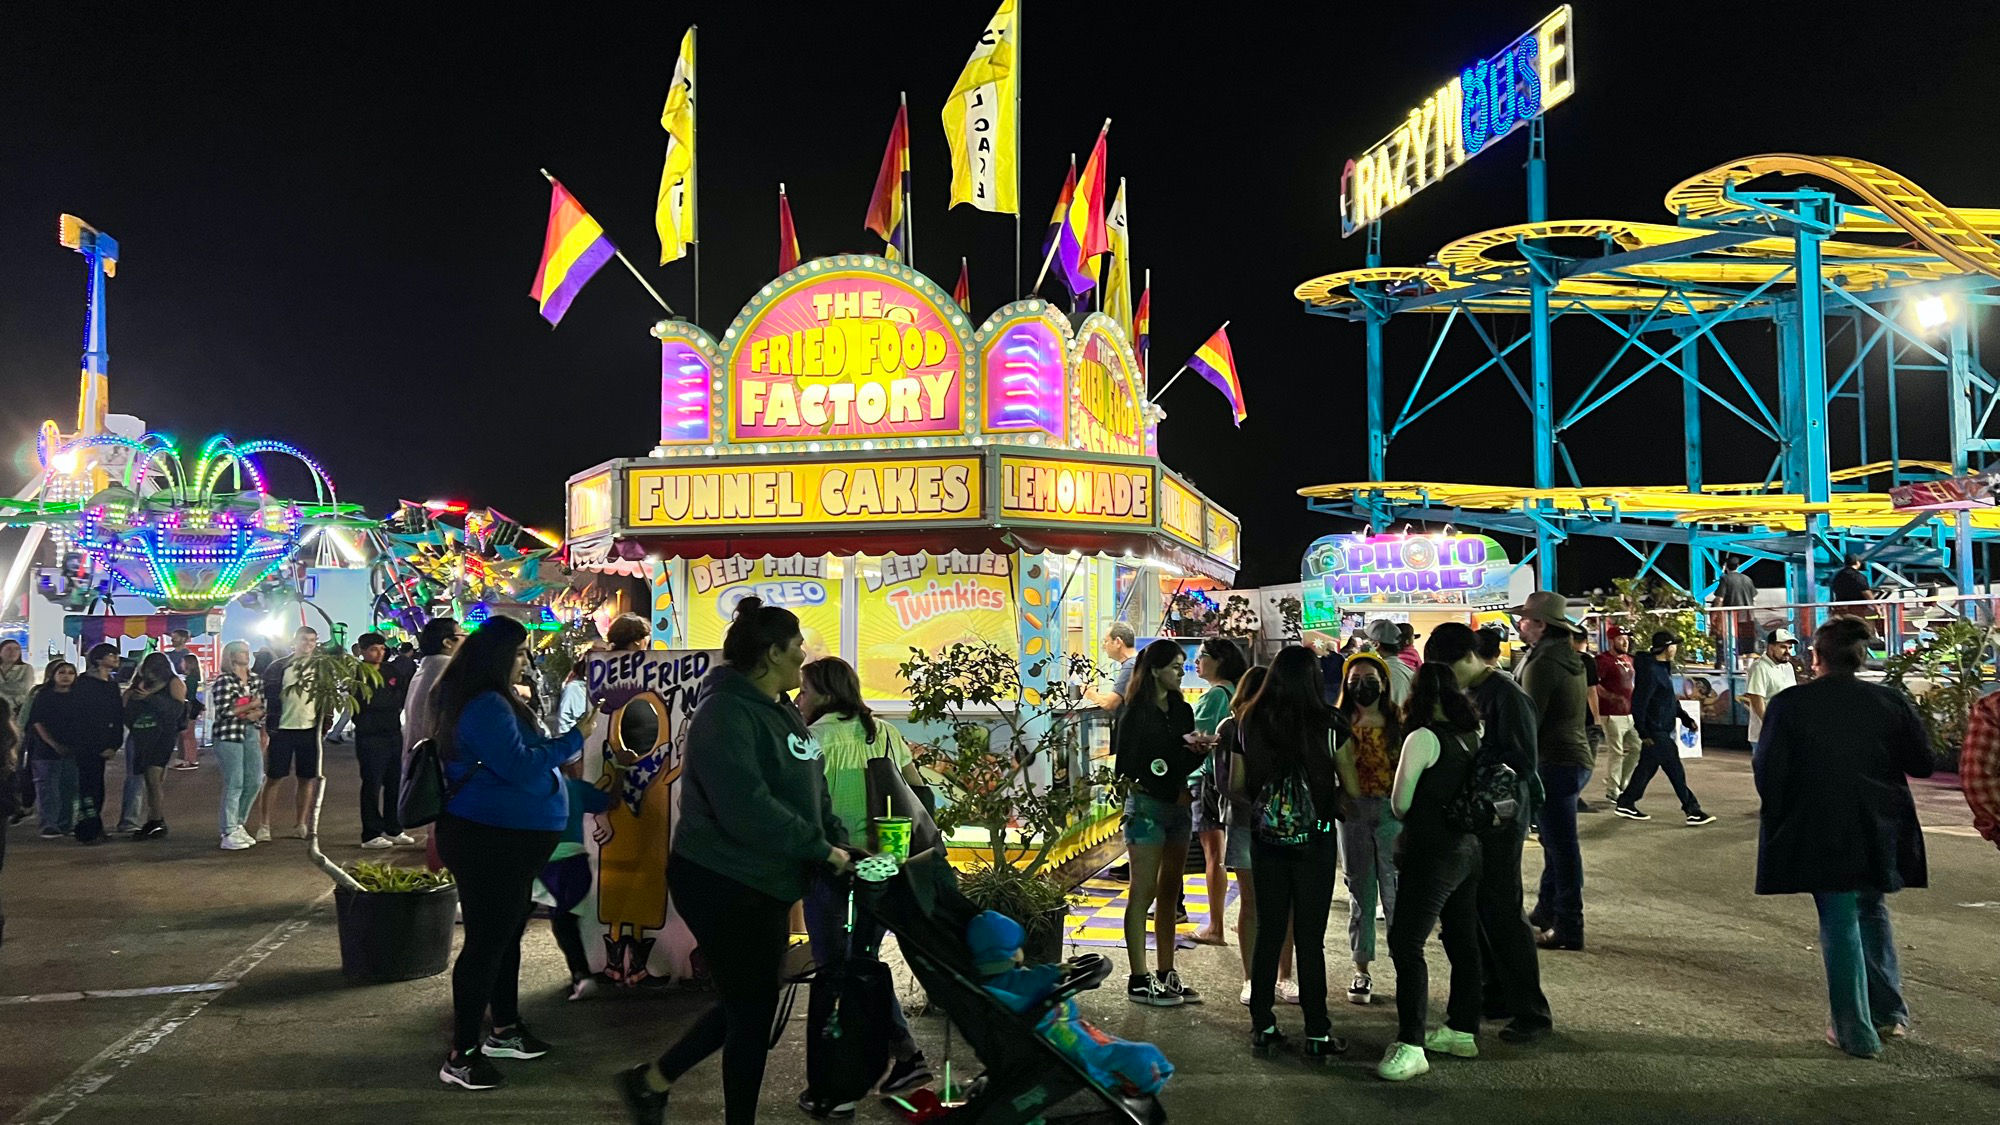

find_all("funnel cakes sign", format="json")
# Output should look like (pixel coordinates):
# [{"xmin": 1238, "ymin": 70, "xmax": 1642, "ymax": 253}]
[{"xmin": 729, "ymin": 267, "xmax": 970, "ymax": 443}]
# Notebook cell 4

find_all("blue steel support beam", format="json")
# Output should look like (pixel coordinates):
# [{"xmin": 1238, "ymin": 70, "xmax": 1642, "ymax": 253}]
[
  {"xmin": 1949, "ymin": 312, "xmax": 1979, "ymax": 612},
  {"xmin": 1365, "ymin": 221, "xmax": 1386, "ymax": 481},
  {"xmin": 1793, "ymin": 197, "xmax": 1834, "ymax": 635},
  {"xmin": 1682, "ymin": 330, "xmax": 1704, "ymax": 493},
  {"xmin": 1527, "ymin": 117, "xmax": 1556, "ymax": 590}
]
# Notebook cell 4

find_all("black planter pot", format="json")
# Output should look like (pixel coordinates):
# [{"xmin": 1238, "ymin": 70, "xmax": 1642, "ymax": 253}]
[
  {"xmin": 333, "ymin": 884, "xmax": 458, "ymax": 983},
  {"xmin": 1022, "ymin": 904, "xmax": 1070, "ymax": 965}
]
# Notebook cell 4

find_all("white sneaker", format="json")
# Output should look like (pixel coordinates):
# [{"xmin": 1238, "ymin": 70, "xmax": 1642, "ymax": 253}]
[
  {"xmin": 253, "ymin": 824, "xmax": 272, "ymax": 843},
  {"xmin": 568, "ymin": 976, "xmax": 600, "ymax": 1001},
  {"xmin": 220, "ymin": 830, "xmax": 255, "ymax": 851},
  {"xmin": 1279, "ymin": 978, "xmax": 1301, "ymax": 1005},
  {"xmin": 391, "ymin": 833, "xmax": 418, "ymax": 845},
  {"xmin": 361, "ymin": 836, "xmax": 395, "ymax": 849},
  {"xmin": 1377, "ymin": 1041, "xmax": 1431, "ymax": 1081},
  {"xmin": 1423, "ymin": 1026, "xmax": 1478, "ymax": 1058},
  {"xmin": 1238, "ymin": 979, "xmax": 1252, "ymax": 1006}
]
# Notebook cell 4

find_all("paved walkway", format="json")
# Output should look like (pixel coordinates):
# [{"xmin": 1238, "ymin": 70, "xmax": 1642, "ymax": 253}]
[{"xmin": 2, "ymin": 748, "xmax": 1996, "ymax": 1124}]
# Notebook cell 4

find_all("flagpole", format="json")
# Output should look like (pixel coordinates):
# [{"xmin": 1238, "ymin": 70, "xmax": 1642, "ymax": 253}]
[
  {"xmin": 1149, "ymin": 319, "xmax": 1228, "ymax": 402},
  {"xmin": 690, "ymin": 25, "xmax": 702, "ymax": 327},
  {"xmin": 1013, "ymin": 0, "xmax": 1024, "ymax": 297},
  {"xmin": 1142, "ymin": 266, "xmax": 1152, "ymax": 378},
  {"xmin": 540, "ymin": 168, "xmax": 675, "ymax": 315},
  {"xmin": 900, "ymin": 91, "xmax": 914, "ymax": 269},
  {"xmin": 1030, "ymin": 152, "xmax": 1074, "ymax": 295}
]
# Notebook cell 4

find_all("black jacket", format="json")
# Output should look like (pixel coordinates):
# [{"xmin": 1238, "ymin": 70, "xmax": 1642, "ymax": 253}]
[
  {"xmin": 1630, "ymin": 652, "xmax": 1689, "ymax": 737},
  {"xmin": 354, "ymin": 655, "xmax": 414, "ymax": 739},
  {"xmin": 1753, "ymin": 674, "xmax": 1931, "ymax": 895},
  {"xmin": 1113, "ymin": 695, "xmax": 1201, "ymax": 802}
]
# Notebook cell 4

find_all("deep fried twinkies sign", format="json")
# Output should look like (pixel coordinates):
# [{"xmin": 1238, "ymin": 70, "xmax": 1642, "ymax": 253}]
[{"xmin": 1340, "ymin": 6, "xmax": 1575, "ymax": 236}]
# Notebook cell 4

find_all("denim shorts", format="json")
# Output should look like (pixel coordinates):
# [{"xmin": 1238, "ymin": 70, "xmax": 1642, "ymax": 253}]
[
  {"xmin": 1224, "ymin": 825, "xmax": 1255, "ymax": 870},
  {"xmin": 1123, "ymin": 790, "xmax": 1193, "ymax": 849}
]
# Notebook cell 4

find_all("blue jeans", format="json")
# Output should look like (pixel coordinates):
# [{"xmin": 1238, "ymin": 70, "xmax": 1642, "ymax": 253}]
[
  {"xmin": 215, "ymin": 739, "xmax": 261, "ymax": 835},
  {"xmin": 1533, "ymin": 763, "xmax": 1591, "ymax": 939},
  {"xmin": 33, "ymin": 758, "xmax": 78, "ymax": 833},
  {"xmin": 1813, "ymin": 891, "xmax": 1908, "ymax": 1056},
  {"xmin": 1336, "ymin": 797, "xmax": 1399, "ymax": 963},
  {"xmin": 801, "ymin": 875, "xmax": 915, "ymax": 1054}
]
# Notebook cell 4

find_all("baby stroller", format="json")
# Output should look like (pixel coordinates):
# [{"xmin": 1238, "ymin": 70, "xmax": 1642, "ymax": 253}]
[{"xmin": 857, "ymin": 851, "xmax": 1168, "ymax": 1125}]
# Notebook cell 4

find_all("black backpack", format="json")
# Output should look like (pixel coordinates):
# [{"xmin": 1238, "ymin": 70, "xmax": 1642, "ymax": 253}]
[{"xmin": 1440, "ymin": 731, "xmax": 1521, "ymax": 834}]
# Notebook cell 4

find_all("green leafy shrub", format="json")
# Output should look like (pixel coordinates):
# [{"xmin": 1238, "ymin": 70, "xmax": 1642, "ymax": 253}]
[
  {"xmin": 1881, "ymin": 619, "xmax": 1995, "ymax": 771},
  {"xmin": 347, "ymin": 861, "xmax": 455, "ymax": 893}
]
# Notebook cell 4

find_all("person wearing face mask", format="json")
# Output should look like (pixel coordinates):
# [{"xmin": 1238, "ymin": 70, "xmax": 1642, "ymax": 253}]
[
  {"xmin": 616, "ymin": 598, "xmax": 849, "ymax": 1125},
  {"xmin": 1332, "ymin": 651, "xmax": 1401, "ymax": 1007}
]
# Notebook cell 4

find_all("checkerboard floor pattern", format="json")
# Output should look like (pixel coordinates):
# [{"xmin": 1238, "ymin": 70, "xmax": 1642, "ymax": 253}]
[{"xmin": 1062, "ymin": 866, "xmax": 1240, "ymax": 949}]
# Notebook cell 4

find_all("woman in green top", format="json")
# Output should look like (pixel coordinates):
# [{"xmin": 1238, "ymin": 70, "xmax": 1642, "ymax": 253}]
[
  {"xmin": 793, "ymin": 657, "xmax": 932, "ymax": 1111},
  {"xmin": 1191, "ymin": 638, "xmax": 1247, "ymax": 944}
]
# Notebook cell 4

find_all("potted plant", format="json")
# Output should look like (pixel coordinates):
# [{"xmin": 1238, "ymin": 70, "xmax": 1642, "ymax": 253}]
[
  {"xmin": 287, "ymin": 649, "xmax": 460, "ymax": 982},
  {"xmin": 1597, "ymin": 577, "xmax": 1712, "ymax": 663},
  {"xmin": 898, "ymin": 640, "xmax": 1116, "ymax": 963},
  {"xmin": 1882, "ymin": 617, "xmax": 1996, "ymax": 773}
]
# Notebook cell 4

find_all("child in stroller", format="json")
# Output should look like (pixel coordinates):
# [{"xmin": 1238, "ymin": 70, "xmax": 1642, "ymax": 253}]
[{"xmin": 856, "ymin": 852, "xmax": 1171, "ymax": 1125}]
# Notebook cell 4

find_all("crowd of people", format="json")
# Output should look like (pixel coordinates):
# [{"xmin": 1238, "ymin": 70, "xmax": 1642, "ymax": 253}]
[
  {"xmin": 1107, "ymin": 589, "xmax": 1940, "ymax": 1082},
  {"xmin": 0, "ymin": 573, "xmax": 1964, "ymax": 1117}
]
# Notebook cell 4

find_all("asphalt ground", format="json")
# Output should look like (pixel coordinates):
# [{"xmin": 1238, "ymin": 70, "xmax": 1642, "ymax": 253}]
[{"xmin": 2, "ymin": 746, "xmax": 1996, "ymax": 1125}]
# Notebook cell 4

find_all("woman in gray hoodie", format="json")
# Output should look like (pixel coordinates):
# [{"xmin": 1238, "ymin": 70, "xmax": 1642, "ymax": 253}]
[{"xmin": 616, "ymin": 597, "xmax": 849, "ymax": 1125}]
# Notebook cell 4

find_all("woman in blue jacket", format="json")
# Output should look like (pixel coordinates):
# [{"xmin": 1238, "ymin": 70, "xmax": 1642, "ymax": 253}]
[{"xmin": 431, "ymin": 616, "xmax": 598, "ymax": 1093}]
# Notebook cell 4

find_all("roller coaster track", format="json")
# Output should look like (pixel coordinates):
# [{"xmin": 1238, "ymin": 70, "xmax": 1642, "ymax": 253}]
[
  {"xmin": 1297, "ymin": 154, "xmax": 2000, "ymax": 314},
  {"xmin": 1665, "ymin": 154, "xmax": 2000, "ymax": 279}
]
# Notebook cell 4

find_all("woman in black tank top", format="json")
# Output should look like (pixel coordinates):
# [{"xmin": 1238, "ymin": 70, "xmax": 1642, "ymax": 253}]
[{"xmin": 1378, "ymin": 662, "xmax": 1484, "ymax": 1082}]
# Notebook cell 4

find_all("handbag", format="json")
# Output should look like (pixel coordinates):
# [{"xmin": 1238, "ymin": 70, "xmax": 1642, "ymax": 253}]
[
  {"xmin": 1441, "ymin": 730, "xmax": 1521, "ymax": 834},
  {"xmin": 863, "ymin": 725, "xmax": 944, "ymax": 856},
  {"xmin": 398, "ymin": 736, "xmax": 477, "ymax": 828}
]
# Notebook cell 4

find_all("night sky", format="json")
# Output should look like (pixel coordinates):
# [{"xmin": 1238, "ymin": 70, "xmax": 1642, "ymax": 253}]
[{"xmin": 6, "ymin": 1, "xmax": 1999, "ymax": 589}]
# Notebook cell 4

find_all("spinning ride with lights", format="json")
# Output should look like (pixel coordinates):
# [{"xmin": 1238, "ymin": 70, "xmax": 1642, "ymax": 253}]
[
  {"xmin": 365, "ymin": 501, "xmax": 564, "ymax": 634},
  {"xmin": 5, "ymin": 432, "xmax": 365, "ymax": 612}
]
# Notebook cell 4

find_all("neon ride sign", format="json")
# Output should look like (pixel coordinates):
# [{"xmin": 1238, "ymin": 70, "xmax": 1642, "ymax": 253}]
[{"xmin": 1340, "ymin": 5, "xmax": 1574, "ymax": 237}]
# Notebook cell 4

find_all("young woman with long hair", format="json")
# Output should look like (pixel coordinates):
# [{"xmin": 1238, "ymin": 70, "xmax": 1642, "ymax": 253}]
[
  {"xmin": 433, "ymin": 615, "xmax": 598, "ymax": 1092},
  {"xmin": 0, "ymin": 697, "xmax": 19, "ymax": 944},
  {"xmin": 122, "ymin": 652, "xmax": 185, "ymax": 840},
  {"xmin": 1377, "ymin": 662, "xmax": 1485, "ymax": 1082},
  {"xmin": 617, "ymin": 598, "xmax": 849, "ymax": 1125},
  {"xmin": 1212, "ymin": 666, "xmax": 1297, "ymax": 1006},
  {"xmin": 1237, "ymin": 645, "xmax": 1347, "ymax": 1060},
  {"xmin": 1190, "ymin": 638, "xmax": 1248, "ymax": 945},
  {"xmin": 791, "ymin": 656, "xmax": 931, "ymax": 1110},
  {"xmin": 25, "ymin": 659, "xmax": 78, "ymax": 837},
  {"xmin": 1114, "ymin": 638, "xmax": 1208, "ymax": 1008},
  {"xmin": 209, "ymin": 641, "xmax": 266, "ymax": 850},
  {"xmin": 1334, "ymin": 651, "xmax": 1404, "ymax": 1006}
]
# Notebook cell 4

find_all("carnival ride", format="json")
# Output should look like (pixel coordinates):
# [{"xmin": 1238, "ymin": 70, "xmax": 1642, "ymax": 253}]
[
  {"xmin": 1296, "ymin": 151, "xmax": 2000, "ymax": 627},
  {"xmin": 1, "ymin": 431, "xmax": 366, "ymax": 613},
  {"xmin": 359, "ymin": 501, "xmax": 564, "ymax": 635}
]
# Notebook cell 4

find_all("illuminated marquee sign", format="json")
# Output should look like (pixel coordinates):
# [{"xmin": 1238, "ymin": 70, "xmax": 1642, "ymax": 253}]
[
  {"xmin": 729, "ymin": 270, "xmax": 969, "ymax": 442},
  {"xmin": 1159, "ymin": 474, "xmax": 1205, "ymax": 548},
  {"xmin": 568, "ymin": 471, "xmax": 615, "ymax": 538},
  {"xmin": 1303, "ymin": 533, "xmax": 1513, "ymax": 619},
  {"xmin": 1204, "ymin": 507, "xmax": 1241, "ymax": 568},
  {"xmin": 999, "ymin": 456, "xmax": 1153, "ymax": 526},
  {"xmin": 981, "ymin": 307, "xmax": 1068, "ymax": 441},
  {"xmin": 626, "ymin": 457, "xmax": 982, "ymax": 530},
  {"xmin": 1340, "ymin": 5, "xmax": 1574, "ymax": 236},
  {"xmin": 1066, "ymin": 315, "xmax": 1144, "ymax": 456}
]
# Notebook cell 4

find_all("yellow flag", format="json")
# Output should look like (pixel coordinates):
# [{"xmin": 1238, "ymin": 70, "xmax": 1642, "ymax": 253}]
[
  {"xmin": 656, "ymin": 27, "xmax": 696, "ymax": 265},
  {"xmin": 941, "ymin": 0, "xmax": 1019, "ymax": 214},
  {"xmin": 1099, "ymin": 179, "xmax": 1132, "ymax": 335}
]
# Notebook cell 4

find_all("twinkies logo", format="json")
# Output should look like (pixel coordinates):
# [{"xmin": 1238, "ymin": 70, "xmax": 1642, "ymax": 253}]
[{"xmin": 788, "ymin": 732, "xmax": 823, "ymax": 762}]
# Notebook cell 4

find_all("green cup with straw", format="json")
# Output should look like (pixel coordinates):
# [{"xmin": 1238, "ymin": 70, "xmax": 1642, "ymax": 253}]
[{"xmin": 871, "ymin": 797, "xmax": 913, "ymax": 862}]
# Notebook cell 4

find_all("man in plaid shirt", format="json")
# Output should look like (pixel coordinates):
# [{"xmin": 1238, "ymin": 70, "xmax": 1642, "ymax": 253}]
[{"xmin": 1963, "ymin": 691, "xmax": 2000, "ymax": 849}]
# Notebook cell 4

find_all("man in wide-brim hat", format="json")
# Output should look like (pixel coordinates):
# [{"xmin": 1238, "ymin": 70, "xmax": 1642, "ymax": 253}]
[{"xmin": 1509, "ymin": 591, "xmax": 1593, "ymax": 952}]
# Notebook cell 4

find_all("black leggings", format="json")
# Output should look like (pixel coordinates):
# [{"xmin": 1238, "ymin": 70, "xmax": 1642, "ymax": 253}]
[
  {"xmin": 1248, "ymin": 832, "xmax": 1338, "ymax": 1036},
  {"xmin": 656, "ymin": 853, "xmax": 795, "ymax": 1125},
  {"xmin": 435, "ymin": 813, "xmax": 559, "ymax": 1053},
  {"xmin": 551, "ymin": 913, "xmax": 592, "ymax": 980}
]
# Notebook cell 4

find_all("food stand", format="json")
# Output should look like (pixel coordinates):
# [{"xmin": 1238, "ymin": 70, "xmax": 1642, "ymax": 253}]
[{"xmin": 564, "ymin": 254, "xmax": 1240, "ymax": 703}]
